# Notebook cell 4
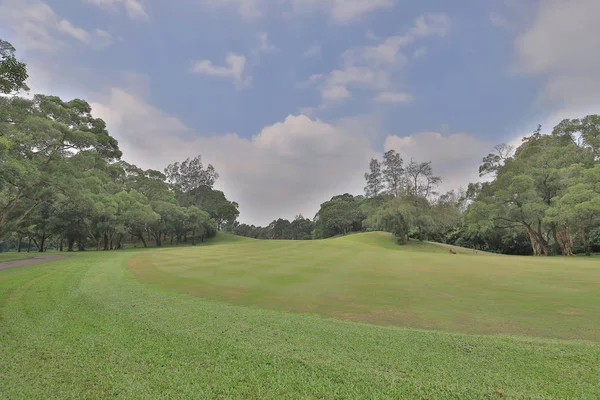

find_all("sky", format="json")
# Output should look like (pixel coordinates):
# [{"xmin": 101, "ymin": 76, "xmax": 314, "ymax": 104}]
[{"xmin": 1, "ymin": 0, "xmax": 599, "ymax": 225}]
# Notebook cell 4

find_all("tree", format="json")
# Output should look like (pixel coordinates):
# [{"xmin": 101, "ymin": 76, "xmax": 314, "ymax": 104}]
[
  {"xmin": 184, "ymin": 206, "xmax": 212, "ymax": 245},
  {"xmin": 479, "ymin": 143, "xmax": 514, "ymax": 177},
  {"xmin": 546, "ymin": 165, "xmax": 600, "ymax": 256},
  {"xmin": 382, "ymin": 150, "xmax": 404, "ymax": 197},
  {"xmin": 115, "ymin": 190, "xmax": 159, "ymax": 248},
  {"xmin": 0, "ymin": 95, "xmax": 121, "ymax": 242},
  {"xmin": 364, "ymin": 158, "xmax": 384, "ymax": 197},
  {"xmin": 0, "ymin": 39, "xmax": 29, "ymax": 94},
  {"xmin": 164, "ymin": 155, "xmax": 219, "ymax": 192},
  {"xmin": 465, "ymin": 119, "xmax": 598, "ymax": 256},
  {"xmin": 313, "ymin": 195, "xmax": 364, "ymax": 238},
  {"xmin": 405, "ymin": 160, "xmax": 441, "ymax": 198}
]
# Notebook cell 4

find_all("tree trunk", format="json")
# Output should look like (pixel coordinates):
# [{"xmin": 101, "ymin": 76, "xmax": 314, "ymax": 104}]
[
  {"xmin": 39, "ymin": 232, "xmax": 46, "ymax": 253},
  {"xmin": 17, "ymin": 237, "xmax": 22, "ymax": 253},
  {"xmin": 581, "ymin": 225, "xmax": 591, "ymax": 256},
  {"xmin": 191, "ymin": 229, "xmax": 196, "ymax": 246},
  {"xmin": 103, "ymin": 233, "xmax": 109, "ymax": 251},
  {"xmin": 134, "ymin": 230, "xmax": 148, "ymax": 248},
  {"xmin": 67, "ymin": 237, "xmax": 75, "ymax": 252},
  {"xmin": 170, "ymin": 232, "xmax": 174, "ymax": 245},
  {"xmin": 59, "ymin": 237, "xmax": 63, "ymax": 252},
  {"xmin": 116, "ymin": 233, "xmax": 123, "ymax": 250},
  {"xmin": 552, "ymin": 225, "xmax": 574, "ymax": 256},
  {"xmin": 27, "ymin": 237, "xmax": 32, "ymax": 252},
  {"xmin": 154, "ymin": 231, "xmax": 162, "ymax": 247},
  {"xmin": 525, "ymin": 225, "xmax": 550, "ymax": 256}
]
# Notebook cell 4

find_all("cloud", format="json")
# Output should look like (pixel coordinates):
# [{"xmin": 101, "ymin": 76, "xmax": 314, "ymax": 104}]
[
  {"xmin": 191, "ymin": 53, "xmax": 252, "ymax": 89},
  {"xmin": 303, "ymin": 44, "xmax": 321, "ymax": 58},
  {"xmin": 90, "ymin": 85, "xmax": 376, "ymax": 225},
  {"xmin": 0, "ymin": 0, "xmax": 95, "ymax": 52},
  {"xmin": 412, "ymin": 47, "xmax": 427, "ymax": 59},
  {"xmin": 0, "ymin": 0, "xmax": 115, "ymax": 53},
  {"xmin": 322, "ymin": 85, "xmax": 351, "ymax": 102},
  {"xmin": 513, "ymin": 0, "xmax": 600, "ymax": 112},
  {"xmin": 198, "ymin": 0, "xmax": 261, "ymax": 19},
  {"xmin": 84, "ymin": 0, "xmax": 148, "ymax": 20},
  {"xmin": 291, "ymin": 0, "xmax": 395, "ymax": 23},
  {"xmin": 94, "ymin": 29, "xmax": 114, "ymax": 49},
  {"xmin": 374, "ymin": 91, "xmax": 412, "ymax": 104},
  {"xmin": 312, "ymin": 12, "xmax": 449, "ymax": 107},
  {"xmin": 57, "ymin": 20, "xmax": 90, "ymax": 43},
  {"xmin": 255, "ymin": 32, "xmax": 278, "ymax": 53},
  {"xmin": 385, "ymin": 131, "xmax": 492, "ymax": 193}
]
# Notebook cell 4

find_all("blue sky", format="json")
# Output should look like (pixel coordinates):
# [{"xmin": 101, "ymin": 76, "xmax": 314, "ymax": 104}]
[{"xmin": 1, "ymin": 0, "xmax": 598, "ymax": 224}]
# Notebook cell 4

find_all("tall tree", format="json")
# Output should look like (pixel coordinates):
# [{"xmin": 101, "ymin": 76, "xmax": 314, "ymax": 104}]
[
  {"xmin": 364, "ymin": 158, "xmax": 384, "ymax": 197},
  {"xmin": 164, "ymin": 155, "xmax": 219, "ymax": 192},
  {"xmin": 0, "ymin": 95, "xmax": 121, "ymax": 242},
  {"xmin": 382, "ymin": 150, "xmax": 404, "ymax": 197},
  {"xmin": 405, "ymin": 160, "xmax": 441, "ymax": 198},
  {"xmin": 0, "ymin": 39, "xmax": 28, "ymax": 94}
]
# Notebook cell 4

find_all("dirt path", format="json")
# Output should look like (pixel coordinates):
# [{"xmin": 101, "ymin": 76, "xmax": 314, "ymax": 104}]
[
  {"xmin": 430, "ymin": 242, "xmax": 503, "ymax": 256},
  {"xmin": 0, "ymin": 255, "xmax": 70, "ymax": 271}
]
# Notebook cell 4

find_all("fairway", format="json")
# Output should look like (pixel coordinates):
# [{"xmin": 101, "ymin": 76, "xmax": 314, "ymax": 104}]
[
  {"xmin": 1, "ymin": 234, "xmax": 599, "ymax": 399},
  {"xmin": 129, "ymin": 232, "xmax": 600, "ymax": 341}
]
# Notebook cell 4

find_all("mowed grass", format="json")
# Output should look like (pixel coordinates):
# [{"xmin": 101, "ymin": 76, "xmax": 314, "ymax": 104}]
[
  {"xmin": 0, "ymin": 248, "xmax": 599, "ymax": 399},
  {"xmin": 129, "ymin": 232, "xmax": 600, "ymax": 342},
  {"xmin": 0, "ymin": 252, "xmax": 35, "ymax": 262}
]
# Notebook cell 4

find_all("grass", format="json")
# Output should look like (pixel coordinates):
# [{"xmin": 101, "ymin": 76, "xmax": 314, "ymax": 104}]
[
  {"xmin": 129, "ymin": 232, "xmax": 600, "ymax": 341},
  {"xmin": 0, "ymin": 233, "xmax": 598, "ymax": 399},
  {"xmin": 0, "ymin": 252, "xmax": 35, "ymax": 262}
]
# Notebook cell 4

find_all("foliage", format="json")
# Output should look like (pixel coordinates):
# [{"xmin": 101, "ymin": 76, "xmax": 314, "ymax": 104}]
[
  {"xmin": 0, "ymin": 39, "xmax": 28, "ymax": 94},
  {"xmin": 0, "ymin": 40, "xmax": 234, "ymax": 252},
  {"xmin": 464, "ymin": 120, "xmax": 599, "ymax": 256}
]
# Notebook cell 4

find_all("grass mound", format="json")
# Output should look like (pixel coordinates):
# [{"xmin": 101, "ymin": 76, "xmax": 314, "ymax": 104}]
[{"xmin": 129, "ymin": 232, "xmax": 600, "ymax": 341}]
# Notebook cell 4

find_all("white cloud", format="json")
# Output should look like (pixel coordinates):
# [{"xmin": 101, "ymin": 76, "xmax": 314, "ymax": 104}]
[
  {"xmin": 198, "ymin": 0, "xmax": 262, "ymax": 19},
  {"xmin": 255, "ymin": 32, "xmax": 278, "ymax": 53},
  {"xmin": 57, "ymin": 20, "xmax": 90, "ymax": 43},
  {"xmin": 303, "ymin": 44, "xmax": 321, "ymax": 58},
  {"xmin": 514, "ymin": 0, "xmax": 600, "ymax": 113},
  {"xmin": 91, "ymin": 85, "xmax": 376, "ymax": 225},
  {"xmin": 94, "ymin": 29, "xmax": 114, "ymax": 49},
  {"xmin": 413, "ymin": 47, "xmax": 427, "ymax": 59},
  {"xmin": 313, "ymin": 13, "xmax": 449, "ymax": 107},
  {"xmin": 322, "ymin": 85, "xmax": 351, "ymax": 102},
  {"xmin": 84, "ymin": 0, "xmax": 148, "ymax": 20},
  {"xmin": 0, "ymin": 0, "xmax": 94, "ymax": 52},
  {"xmin": 291, "ymin": 0, "xmax": 395, "ymax": 23},
  {"xmin": 385, "ymin": 131, "xmax": 492, "ymax": 193},
  {"xmin": 191, "ymin": 53, "xmax": 252, "ymax": 89},
  {"xmin": 0, "ymin": 0, "xmax": 115, "ymax": 53},
  {"xmin": 374, "ymin": 91, "xmax": 413, "ymax": 104}
]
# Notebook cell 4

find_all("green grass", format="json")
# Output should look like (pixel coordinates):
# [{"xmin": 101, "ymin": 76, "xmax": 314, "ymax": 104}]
[
  {"xmin": 129, "ymin": 232, "xmax": 600, "ymax": 341},
  {"xmin": 0, "ymin": 234, "xmax": 599, "ymax": 399},
  {"xmin": 0, "ymin": 252, "xmax": 34, "ymax": 262}
]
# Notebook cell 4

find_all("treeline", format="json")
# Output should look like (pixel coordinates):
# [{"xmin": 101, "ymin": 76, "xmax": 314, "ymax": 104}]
[
  {"xmin": 0, "ymin": 40, "xmax": 239, "ymax": 252},
  {"xmin": 229, "ymin": 215, "xmax": 314, "ymax": 240},
  {"xmin": 462, "ymin": 122, "xmax": 600, "ymax": 256},
  {"xmin": 229, "ymin": 127, "xmax": 600, "ymax": 256},
  {"xmin": 229, "ymin": 151, "xmax": 462, "ymax": 245}
]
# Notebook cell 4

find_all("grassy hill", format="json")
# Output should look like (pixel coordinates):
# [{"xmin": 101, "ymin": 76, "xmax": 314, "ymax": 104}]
[
  {"xmin": 129, "ymin": 232, "xmax": 600, "ymax": 341},
  {"xmin": 1, "ymin": 232, "xmax": 599, "ymax": 399}
]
